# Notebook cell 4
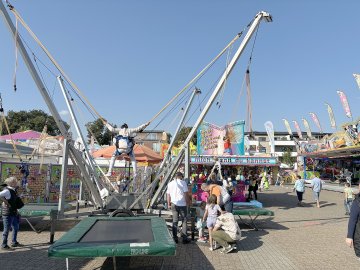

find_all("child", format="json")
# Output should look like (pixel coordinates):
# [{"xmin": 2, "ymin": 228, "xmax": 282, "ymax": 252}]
[
  {"xmin": 196, "ymin": 201, "xmax": 207, "ymax": 242},
  {"xmin": 344, "ymin": 182, "xmax": 354, "ymax": 215},
  {"xmin": 203, "ymin": 194, "xmax": 221, "ymax": 251}
]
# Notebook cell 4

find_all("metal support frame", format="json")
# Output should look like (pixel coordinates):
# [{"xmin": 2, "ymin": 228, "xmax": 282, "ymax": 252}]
[
  {"xmin": 129, "ymin": 88, "xmax": 200, "ymax": 209},
  {"xmin": 149, "ymin": 11, "xmax": 272, "ymax": 208},
  {"xmin": 58, "ymin": 138, "xmax": 69, "ymax": 218},
  {"xmin": 0, "ymin": 2, "xmax": 103, "ymax": 209}
]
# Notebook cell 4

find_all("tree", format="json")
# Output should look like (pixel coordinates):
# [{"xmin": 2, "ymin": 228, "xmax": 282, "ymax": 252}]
[
  {"xmin": 282, "ymin": 148, "xmax": 295, "ymax": 166},
  {"xmin": 3, "ymin": 110, "xmax": 69, "ymax": 136},
  {"xmin": 173, "ymin": 127, "xmax": 197, "ymax": 147},
  {"xmin": 86, "ymin": 118, "xmax": 112, "ymax": 145}
]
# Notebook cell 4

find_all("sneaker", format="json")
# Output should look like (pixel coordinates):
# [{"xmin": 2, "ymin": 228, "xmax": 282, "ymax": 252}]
[
  {"xmin": 209, "ymin": 247, "xmax": 214, "ymax": 251},
  {"xmin": 1, "ymin": 245, "xmax": 14, "ymax": 251},
  {"xmin": 197, "ymin": 237, "xmax": 207, "ymax": 243},
  {"xmin": 104, "ymin": 173, "xmax": 112, "ymax": 177},
  {"xmin": 213, "ymin": 242, "xmax": 218, "ymax": 250},
  {"xmin": 224, "ymin": 245, "xmax": 235, "ymax": 254},
  {"xmin": 10, "ymin": 242, "xmax": 22, "ymax": 247}
]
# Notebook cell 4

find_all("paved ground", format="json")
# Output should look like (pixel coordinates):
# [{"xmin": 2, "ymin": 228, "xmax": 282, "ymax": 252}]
[{"xmin": 1, "ymin": 186, "xmax": 359, "ymax": 270}]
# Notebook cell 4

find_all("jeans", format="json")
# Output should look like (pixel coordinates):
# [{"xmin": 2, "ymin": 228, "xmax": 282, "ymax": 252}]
[
  {"xmin": 171, "ymin": 204, "xmax": 188, "ymax": 240},
  {"xmin": 2, "ymin": 214, "xmax": 20, "ymax": 247},
  {"xmin": 296, "ymin": 191, "xmax": 304, "ymax": 202},
  {"xmin": 344, "ymin": 199, "xmax": 353, "ymax": 213},
  {"xmin": 224, "ymin": 200, "xmax": 233, "ymax": 213}
]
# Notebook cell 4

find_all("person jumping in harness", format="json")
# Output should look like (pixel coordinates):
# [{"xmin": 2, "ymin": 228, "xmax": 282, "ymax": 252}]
[{"xmin": 104, "ymin": 121, "xmax": 150, "ymax": 178}]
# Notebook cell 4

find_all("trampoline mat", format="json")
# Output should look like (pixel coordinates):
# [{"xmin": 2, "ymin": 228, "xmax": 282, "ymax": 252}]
[{"xmin": 79, "ymin": 220, "xmax": 154, "ymax": 244}]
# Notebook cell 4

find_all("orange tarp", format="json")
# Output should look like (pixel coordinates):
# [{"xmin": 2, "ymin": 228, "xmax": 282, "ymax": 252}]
[{"xmin": 92, "ymin": 144, "xmax": 163, "ymax": 164}]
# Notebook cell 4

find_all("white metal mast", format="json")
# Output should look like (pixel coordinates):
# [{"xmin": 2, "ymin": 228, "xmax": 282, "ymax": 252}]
[{"xmin": 150, "ymin": 11, "xmax": 273, "ymax": 207}]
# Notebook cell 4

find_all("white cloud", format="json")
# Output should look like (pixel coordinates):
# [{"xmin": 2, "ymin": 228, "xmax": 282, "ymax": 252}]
[{"xmin": 59, "ymin": 110, "xmax": 69, "ymax": 116}]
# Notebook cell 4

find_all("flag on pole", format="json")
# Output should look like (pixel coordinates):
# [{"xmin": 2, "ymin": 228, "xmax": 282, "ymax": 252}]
[
  {"xmin": 292, "ymin": 120, "xmax": 303, "ymax": 139},
  {"xmin": 325, "ymin": 103, "xmax": 336, "ymax": 129},
  {"xmin": 302, "ymin": 118, "xmax": 312, "ymax": 139},
  {"xmin": 309, "ymin": 112, "xmax": 323, "ymax": 133},
  {"xmin": 282, "ymin": 118, "xmax": 292, "ymax": 135},
  {"xmin": 264, "ymin": 121, "xmax": 275, "ymax": 154},
  {"xmin": 337, "ymin": 90, "xmax": 352, "ymax": 119},
  {"xmin": 353, "ymin": 73, "xmax": 360, "ymax": 90}
]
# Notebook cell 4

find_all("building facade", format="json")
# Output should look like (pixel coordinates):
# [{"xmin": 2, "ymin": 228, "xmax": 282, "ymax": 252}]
[
  {"xmin": 245, "ymin": 131, "xmax": 331, "ymax": 158},
  {"xmin": 134, "ymin": 130, "xmax": 170, "ymax": 154}
]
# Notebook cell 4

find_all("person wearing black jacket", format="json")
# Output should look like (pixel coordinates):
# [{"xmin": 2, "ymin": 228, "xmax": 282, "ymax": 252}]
[
  {"xmin": 346, "ymin": 186, "xmax": 360, "ymax": 258},
  {"xmin": 0, "ymin": 177, "xmax": 21, "ymax": 250}
]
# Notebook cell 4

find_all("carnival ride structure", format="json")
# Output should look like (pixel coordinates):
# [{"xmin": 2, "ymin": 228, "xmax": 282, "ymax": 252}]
[{"xmin": 0, "ymin": 1, "xmax": 272, "ymax": 216}]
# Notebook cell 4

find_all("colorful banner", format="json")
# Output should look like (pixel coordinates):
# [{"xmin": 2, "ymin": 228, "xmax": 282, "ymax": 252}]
[
  {"xmin": 325, "ymin": 103, "xmax": 337, "ymax": 130},
  {"xmin": 292, "ymin": 120, "xmax": 303, "ymax": 139},
  {"xmin": 309, "ymin": 112, "xmax": 323, "ymax": 133},
  {"xmin": 197, "ymin": 121, "xmax": 245, "ymax": 156},
  {"xmin": 337, "ymin": 90, "xmax": 352, "ymax": 118},
  {"xmin": 282, "ymin": 118, "xmax": 292, "ymax": 135},
  {"xmin": 353, "ymin": 73, "xmax": 360, "ymax": 90},
  {"xmin": 264, "ymin": 121, "xmax": 275, "ymax": 153},
  {"xmin": 302, "ymin": 118, "xmax": 312, "ymax": 139}
]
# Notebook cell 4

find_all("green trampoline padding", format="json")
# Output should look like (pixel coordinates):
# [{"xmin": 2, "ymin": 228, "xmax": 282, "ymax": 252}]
[
  {"xmin": 48, "ymin": 216, "xmax": 176, "ymax": 258},
  {"xmin": 233, "ymin": 208, "xmax": 274, "ymax": 217},
  {"xmin": 1, "ymin": 203, "xmax": 71, "ymax": 217}
]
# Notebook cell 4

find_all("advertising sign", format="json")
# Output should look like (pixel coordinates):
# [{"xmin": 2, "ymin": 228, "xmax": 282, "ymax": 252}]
[
  {"xmin": 197, "ymin": 121, "xmax": 245, "ymax": 156},
  {"xmin": 190, "ymin": 155, "xmax": 278, "ymax": 166}
]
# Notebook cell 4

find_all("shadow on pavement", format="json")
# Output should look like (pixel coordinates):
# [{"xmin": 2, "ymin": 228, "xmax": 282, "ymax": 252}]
[
  {"xmin": 0, "ymin": 246, "xmax": 93, "ymax": 270},
  {"xmin": 101, "ymin": 240, "xmax": 215, "ymax": 270},
  {"xmin": 257, "ymin": 190, "xmax": 333, "ymax": 210},
  {"xmin": 235, "ymin": 230, "xmax": 268, "ymax": 252},
  {"xmin": 238, "ymin": 217, "xmax": 289, "ymax": 231}
]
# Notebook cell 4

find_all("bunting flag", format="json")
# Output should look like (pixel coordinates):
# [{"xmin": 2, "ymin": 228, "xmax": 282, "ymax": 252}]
[
  {"xmin": 309, "ymin": 112, "xmax": 323, "ymax": 133},
  {"xmin": 302, "ymin": 118, "xmax": 312, "ymax": 139},
  {"xmin": 282, "ymin": 118, "xmax": 292, "ymax": 135},
  {"xmin": 337, "ymin": 90, "xmax": 352, "ymax": 118},
  {"xmin": 325, "ymin": 103, "xmax": 337, "ymax": 129},
  {"xmin": 264, "ymin": 121, "xmax": 275, "ymax": 153},
  {"xmin": 353, "ymin": 73, "xmax": 360, "ymax": 90},
  {"xmin": 292, "ymin": 120, "xmax": 303, "ymax": 139}
]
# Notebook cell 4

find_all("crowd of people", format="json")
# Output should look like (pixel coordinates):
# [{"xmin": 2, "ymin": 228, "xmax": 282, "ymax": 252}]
[{"xmin": 2, "ymin": 165, "xmax": 360, "ymax": 261}]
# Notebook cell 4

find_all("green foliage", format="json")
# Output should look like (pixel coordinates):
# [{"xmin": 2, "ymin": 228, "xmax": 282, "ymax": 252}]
[
  {"xmin": 3, "ymin": 110, "xmax": 69, "ymax": 136},
  {"xmin": 173, "ymin": 126, "xmax": 197, "ymax": 147},
  {"xmin": 281, "ymin": 148, "xmax": 295, "ymax": 166},
  {"xmin": 86, "ymin": 118, "xmax": 112, "ymax": 145}
]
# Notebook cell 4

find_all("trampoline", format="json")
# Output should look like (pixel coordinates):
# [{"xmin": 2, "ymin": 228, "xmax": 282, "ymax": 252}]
[
  {"xmin": 48, "ymin": 216, "xmax": 176, "ymax": 258},
  {"xmin": 1, "ymin": 203, "xmax": 71, "ymax": 243}
]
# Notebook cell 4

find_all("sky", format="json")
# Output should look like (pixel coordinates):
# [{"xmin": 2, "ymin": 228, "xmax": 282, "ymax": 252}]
[{"xmin": 0, "ymin": 0, "xmax": 360, "ymax": 138}]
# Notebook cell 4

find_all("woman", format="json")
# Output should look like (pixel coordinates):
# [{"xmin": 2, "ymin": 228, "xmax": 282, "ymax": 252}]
[
  {"xmin": 293, "ymin": 175, "xmax": 305, "ymax": 206},
  {"xmin": 346, "ymin": 189, "xmax": 360, "ymax": 258}
]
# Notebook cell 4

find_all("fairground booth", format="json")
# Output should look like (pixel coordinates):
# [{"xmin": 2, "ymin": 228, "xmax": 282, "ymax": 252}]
[
  {"xmin": 173, "ymin": 121, "xmax": 279, "ymax": 202},
  {"xmin": 297, "ymin": 118, "xmax": 360, "ymax": 183}
]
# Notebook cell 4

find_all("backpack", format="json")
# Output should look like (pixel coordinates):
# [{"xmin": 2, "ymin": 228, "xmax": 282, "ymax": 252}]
[
  {"xmin": 6, "ymin": 188, "xmax": 24, "ymax": 210},
  {"xmin": 15, "ymin": 196, "xmax": 24, "ymax": 209},
  {"xmin": 114, "ymin": 135, "xmax": 134, "ymax": 153}
]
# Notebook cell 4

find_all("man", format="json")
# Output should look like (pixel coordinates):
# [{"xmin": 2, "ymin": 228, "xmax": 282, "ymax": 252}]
[
  {"xmin": 212, "ymin": 207, "xmax": 241, "ymax": 254},
  {"xmin": 166, "ymin": 172, "xmax": 191, "ymax": 244},
  {"xmin": 311, "ymin": 176, "xmax": 322, "ymax": 208},
  {"xmin": 201, "ymin": 182, "xmax": 233, "ymax": 213},
  {"xmin": 0, "ymin": 177, "xmax": 21, "ymax": 250},
  {"xmin": 104, "ymin": 121, "xmax": 150, "ymax": 177}
]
